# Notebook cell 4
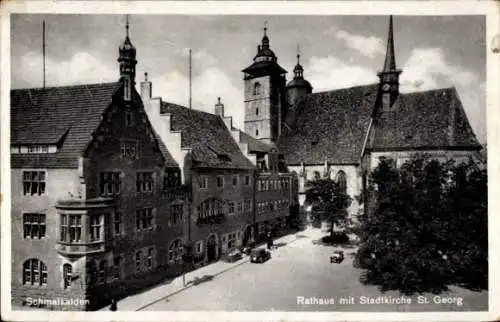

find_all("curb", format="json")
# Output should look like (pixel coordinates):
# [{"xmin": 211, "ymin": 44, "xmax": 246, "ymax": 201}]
[
  {"xmin": 136, "ymin": 258, "xmax": 251, "ymax": 311},
  {"xmin": 104, "ymin": 231, "xmax": 307, "ymax": 311}
]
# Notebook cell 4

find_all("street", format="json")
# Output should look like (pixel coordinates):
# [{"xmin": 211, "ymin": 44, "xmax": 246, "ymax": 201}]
[{"xmin": 139, "ymin": 228, "xmax": 487, "ymax": 312}]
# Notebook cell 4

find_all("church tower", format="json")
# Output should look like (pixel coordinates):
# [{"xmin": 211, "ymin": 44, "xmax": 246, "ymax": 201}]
[
  {"xmin": 242, "ymin": 26, "xmax": 287, "ymax": 144},
  {"xmin": 118, "ymin": 15, "xmax": 137, "ymax": 101},
  {"xmin": 377, "ymin": 15, "xmax": 401, "ymax": 111},
  {"xmin": 285, "ymin": 49, "xmax": 312, "ymax": 114}
]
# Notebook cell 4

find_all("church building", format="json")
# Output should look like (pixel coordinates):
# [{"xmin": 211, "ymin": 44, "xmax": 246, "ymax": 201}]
[{"xmin": 242, "ymin": 16, "xmax": 483, "ymax": 217}]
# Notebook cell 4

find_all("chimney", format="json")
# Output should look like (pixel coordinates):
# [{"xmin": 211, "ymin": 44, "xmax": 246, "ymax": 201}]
[
  {"xmin": 215, "ymin": 97, "xmax": 224, "ymax": 117},
  {"xmin": 140, "ymin": 72, "xmax": 152, "ymax": 100}
]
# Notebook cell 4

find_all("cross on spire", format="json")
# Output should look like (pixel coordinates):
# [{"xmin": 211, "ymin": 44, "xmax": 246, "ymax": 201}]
[
  {"xmin": 297, "ymin": 43, "xmax": 301, "ymax": 64},
  {"xmin": 264, "ymin": 20, "xmax": 268, "ymax": 36}
]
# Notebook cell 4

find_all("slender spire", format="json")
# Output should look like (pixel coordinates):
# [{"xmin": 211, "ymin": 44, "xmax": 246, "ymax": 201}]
[
  {"xmin": 262, "ymin": 20, "xmax": 269, "ymax": 49},
  {"xmin": 382, "ymin": 15, "xmax": 397, "ymax": 72},
  {"xmin": 296, "ymin": 43, "xmax": 301, "ymax": 65},
  {"xmin": 125, "ymin": 14, "xmax": 130, "ymax": 38}
]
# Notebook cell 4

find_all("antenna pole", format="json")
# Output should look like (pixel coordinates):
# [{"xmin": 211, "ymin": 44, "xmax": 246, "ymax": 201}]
[
  {"xmin": 189, "ymin": 48, "xmax": 192, "ymax": 109},
  {"xmin": 43, "ymin": 20, "xmax": 46, "ymax": 88}
]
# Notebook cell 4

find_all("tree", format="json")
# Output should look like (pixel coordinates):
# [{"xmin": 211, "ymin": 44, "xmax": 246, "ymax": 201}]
[
  {"xmin": 305, "ymin": 178, "xmax": 352, "ymax": 238},
  {"xmin": 355, "ymin": 155, "xmax": 487, "ymax": 294}
]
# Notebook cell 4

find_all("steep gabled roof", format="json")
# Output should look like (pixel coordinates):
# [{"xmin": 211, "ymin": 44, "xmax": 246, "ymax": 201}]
[
  {"xmin": 160, "ymin": 102, "xmax": 255, "ymax": 170},
  {"xmin": 11, "ymin": 82, "xmax": 122, "ymax": 168},
  {"xmin": 277, "ymin": 84, "xmax": 379, "ymax": 165},
  {"xmin": 239, "ymin": 130, "xmax": 275, "ymax": 153},
  {"xmin": 369, "ymin": 87, "xmax": 482, "ymax": 151}
]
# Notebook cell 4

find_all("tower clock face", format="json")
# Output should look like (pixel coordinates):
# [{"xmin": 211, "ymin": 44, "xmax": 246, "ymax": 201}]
[{"xmin": 382, "ymin": 84, "xmax": 391, "ymax": 91}]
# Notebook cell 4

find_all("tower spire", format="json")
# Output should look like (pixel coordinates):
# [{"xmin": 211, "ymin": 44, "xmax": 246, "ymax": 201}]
[
  {"xmin": 382, "ymin": 15, "xmax": 397, "ymax": 72},
  {"xmin": 296, "ymin": 43, "xmax": 301, "ymax": 65},
  {"xmin": 378, "ymin": 15, "xmax": 401, "ymax": 110},
  {"xmin": 125, "ymin": 14, "xmax": 130, "ymax": 38}
]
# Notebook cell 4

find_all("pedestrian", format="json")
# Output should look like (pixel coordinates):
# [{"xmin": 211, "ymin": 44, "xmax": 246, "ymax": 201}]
[{"xmin": 110, "ymin": 298, "xmax": 117, "ymax": 311}]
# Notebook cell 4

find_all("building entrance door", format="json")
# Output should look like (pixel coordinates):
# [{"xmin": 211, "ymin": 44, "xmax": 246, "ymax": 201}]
[
  {"xmin": 242, "ymin": 226, "xmax": 253, "ymax": 246},
  {"xmin": 206, "ymin": 235, "xmax": 217, "ymax": 262}
]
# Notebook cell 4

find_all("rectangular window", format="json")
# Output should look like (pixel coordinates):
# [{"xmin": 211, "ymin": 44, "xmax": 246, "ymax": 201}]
[
  {"xmin": 237, "ymin": 201, "xmax": 242, "ymax": 213},
  {"xmin": 23, "ymin": 213, "xmax": 46, "ymax": 239},
  {"xmin": 146, "ymin": 248, "xmax": 153, "ymax": 270},
  {"xmin": 137, "ymin": 172, "xmax": 154, "ymax": 193},
  {"xmin": 232, "ymin": 175, "xmax": 238, "ymax": 187},
  {"xmin": 22, "ymin": 171, "xmax": 46, "ymax": 196},
  {"xmin": 227, "ymin": 233, "xmax": 237, "ymax": 249},
  {"xmin": 199, "ymin": 176, "xmax": 208, "ymax": 189},
  {"xmin": 136, "ymin": 208, "xmax": 154, "ymax": 231},
  {"xmin": 169, "ymin": 204, "xmax": 183, "ymax": 226},
  {"xmin": 100, "ymin": 172, "xmax": 121, "ymax": 196},
  {"xmin": 135, "ymin": 251, "xmax": 142, "ymax": 272},
  {"xmin": 89, "ymin": 215, "xmax": 102, "ymax": 241},
  {"xmin": 125, "ymin": 111, "xmax": 134, "ymax": 127},
  {"xmin": 120, "ymin": 141, "xmax": 138, "ymax": 159},
  {"xmin": 113, "ymin": 212, "xmax": 122, "ymax": 236},
  {"xmin": 228, "ymin": 202, "xmax": 235, "ymax": 215},
  {"xmin": 245, "ymin": 175, "xmax": 250, "ymax": 186},
  {"xmin": 195, "ymin": 241, "xmax": 203, "ymax": 254},
  {"xmin": 164, "ymin": 170, "xmax": 181, "ymax": 189},
  {"xmin": 217, "ymin": 176, "xmax": 224, "ymax": 188},
  {"xmin": 60, "ymin": 214, "xmax": 82, "ymax": 242},
  {"xmin": 63, "ymin": 264, "xmax": 72, "ymax": 289},
  {"xmin": 98, "ymin": 260, "xmax": 107, "ymax": 283},
  {"xmin": 113, "ymin": 256, "xmax": 122, "ymax": 279}
]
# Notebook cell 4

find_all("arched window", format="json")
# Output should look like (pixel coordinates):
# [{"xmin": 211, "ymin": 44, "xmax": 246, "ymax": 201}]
[
  {"xmin": 63, "ymin": 263, "xmax": 72, "ymax": 289},
  {"xmin": 23, "ymin": 259, "xmax": 47, "ymax": 286},
  {"xmin": 253, "ymin": 82, "xmax": 261, "ymax": 96},
  {"xmin": 335, "ymin": 170, "xmax": 347, "ymax": 193},
  {"xmin": 256, "ymin": 129, "xmax": 259, "ymax": 137},
  {"xmin": 313, "ymin": 171, "xmax": 321, "ymax": 181},
  {"xmin": 168, "ymin": 239, "xmax": 183, "ymax": 263}
]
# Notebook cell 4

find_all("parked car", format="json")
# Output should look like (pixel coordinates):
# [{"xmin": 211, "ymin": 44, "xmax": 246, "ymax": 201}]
[
  {"xmin": 223, "ymin": 250, "xmax": 243, "ymax": 263},
  {"xmin": 250, "ymin": 249, "xmax": 271, "ymax": 263},
  {"xmin": 330, "ymin": 250, "xmax": 345, "ymax": 264},
  {"xmin": 239, "ymin": 246, "xmax": 253, "ymax": 255}
]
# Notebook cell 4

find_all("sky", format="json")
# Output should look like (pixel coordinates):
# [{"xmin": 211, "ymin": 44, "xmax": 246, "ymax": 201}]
[{"xmin": 11, "ymin": 14, "xmax": 486, "ymax": 143}]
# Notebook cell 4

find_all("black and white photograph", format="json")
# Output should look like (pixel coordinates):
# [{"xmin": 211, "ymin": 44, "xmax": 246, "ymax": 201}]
[{"xmin": 1, "ymin": 1, "xmax": 498, "ymax": 321}]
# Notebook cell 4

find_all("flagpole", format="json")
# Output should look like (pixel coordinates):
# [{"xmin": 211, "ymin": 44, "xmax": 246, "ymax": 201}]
[
  {"xmin": 42, "ymin": 20, "xmax": 46, "ymax": 88},
  {"xmin": 189, "ymin": 48, "xmax": 192, "ymax": 109}
]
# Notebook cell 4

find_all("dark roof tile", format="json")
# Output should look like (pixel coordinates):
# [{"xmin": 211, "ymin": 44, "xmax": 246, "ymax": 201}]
[
  {"xmin": 278, "ymin": 84, "xmax": 378, "ymax": 165},
  {"xmin": 11, "ymin": 82, "xmax": 121, "ymax": 168},
  {"xmin": 160, "ymin": 102, "xmax": 254, "ymax": 170},
  {"xmin": 370, "ymin": 87, "xmax": 481, "ymax": 150}
]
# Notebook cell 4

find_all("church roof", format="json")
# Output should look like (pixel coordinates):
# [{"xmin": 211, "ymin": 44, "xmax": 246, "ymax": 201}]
[
  {"xmin": 278, "ymin": 84, "xmax": 378, "ymax": 165},
  {"xmin": 160, "ymin": 102, "xmax": 255, "ymax": 170},
  {"xmin": 369, "ymin": 87, "xmax": 481, "ymax": 151},
  {"xmin": 10, "ymin": 82, "xmax": 122, "ymax": 168},
  {"xmin": 278, "ymin": 84, "xmax": 481, "ymax": 165}
]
